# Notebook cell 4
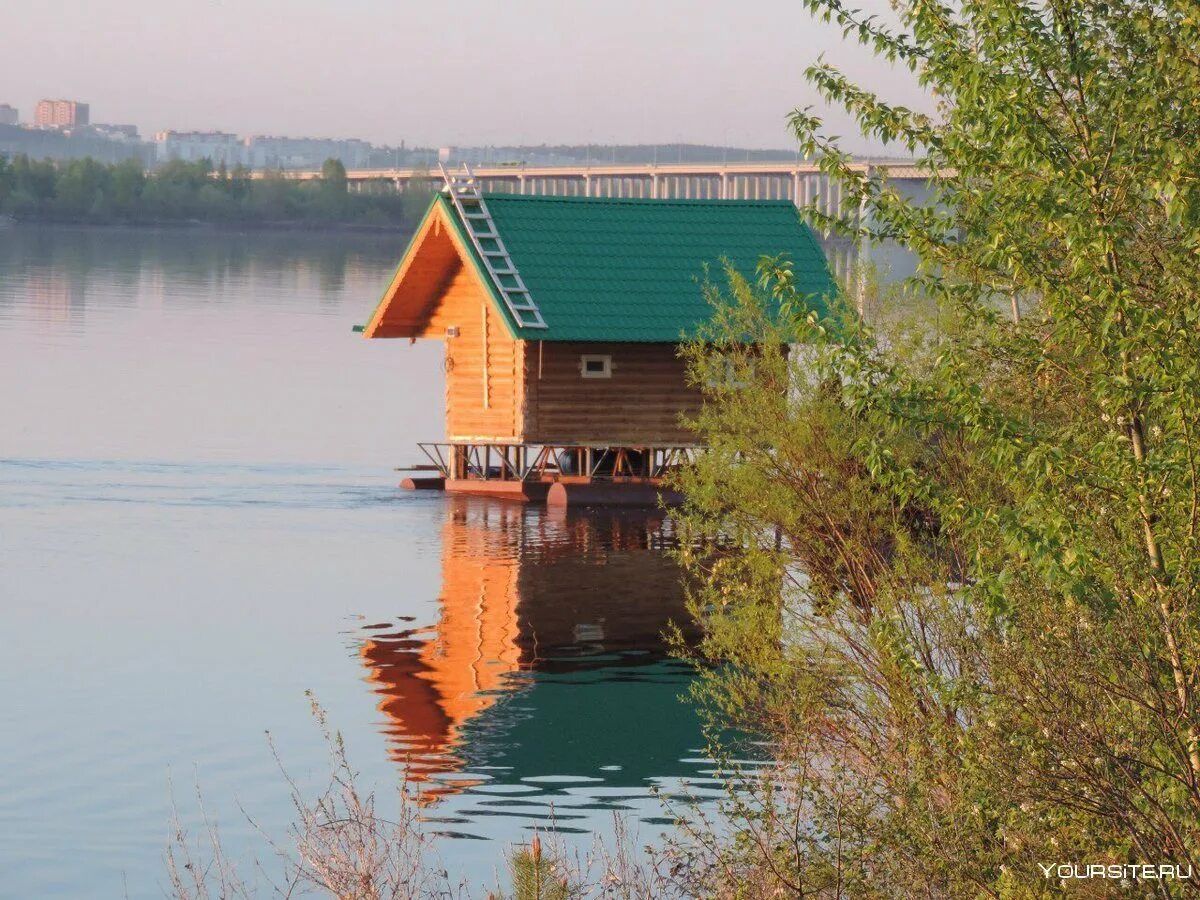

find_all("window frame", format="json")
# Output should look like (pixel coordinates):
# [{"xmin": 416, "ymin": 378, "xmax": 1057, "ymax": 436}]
[
  {"xmin": 579, "ymin": 353, "xmax": 613, "ymax": 379},
  {"xmin": 706, "ymin": 356, "xmax": 754, "ymax": 390}
]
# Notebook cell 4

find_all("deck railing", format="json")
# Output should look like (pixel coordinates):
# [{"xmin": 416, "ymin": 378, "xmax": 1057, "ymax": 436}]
[{"xmin": 413, "ymin": 442, "xmax": 703, "ymax": 483}]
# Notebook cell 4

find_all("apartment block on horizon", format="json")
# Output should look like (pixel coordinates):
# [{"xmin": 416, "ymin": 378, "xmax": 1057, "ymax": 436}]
[
  {"xmin": 35, "ymin": 99, "xmax": 90, "ymax": 128},
  {"xmin": 89, "ymin": 123, "xmax": 140, "ymax": 142},
  {"xmin": 0, "ymin": 104, "xmax": 17, "ymax": 126},
  {"xmin": 244, "ymin": 134, "xmax": 371, "ymax": 170},
  {"xmin": 154, "ymin": 130, "xmax": 244, "ymax": 166}
]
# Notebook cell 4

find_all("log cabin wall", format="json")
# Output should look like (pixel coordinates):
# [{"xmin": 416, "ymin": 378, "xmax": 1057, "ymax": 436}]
[
  {"xmin": 513, "ymin": 542, "xmax": 697, "ymax": 655},
  {"xmin": 357, "ymin": 499, "xmax": 523, "ymax": 790},
  {"xmin": 417, "ymin": 261, "xmax": 526, "ymax": 443},
  {"xmin": 522, "ymin": 341, "xmax": 701, "ymax": 445}
]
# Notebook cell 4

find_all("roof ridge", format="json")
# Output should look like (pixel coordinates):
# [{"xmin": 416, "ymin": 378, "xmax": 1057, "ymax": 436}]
[
  {"xmin": 428, "ymin": 191, "xmax": 834, "ymax": 343},
  {"xmin": 478, "ymin": 193, "xmax": 796, "ymax": 206}
]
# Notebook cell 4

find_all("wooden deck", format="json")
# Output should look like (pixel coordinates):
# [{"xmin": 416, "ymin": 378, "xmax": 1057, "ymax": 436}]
[{"xmin": 399, "ymin": 441, "xmax": 698, "ymax": 506}]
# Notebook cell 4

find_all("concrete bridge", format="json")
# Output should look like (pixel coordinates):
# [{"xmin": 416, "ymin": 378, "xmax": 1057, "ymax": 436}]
[
  {"xmin": 280, "ymin": 160, "xmax": 929, "ymax": 223},
  {"xmin": 276, "ymin": 159, "xmax": 932, "ymax": 290}
]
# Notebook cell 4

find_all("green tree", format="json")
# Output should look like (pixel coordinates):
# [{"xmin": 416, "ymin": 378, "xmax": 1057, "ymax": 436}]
[
  {"xmin": 156, "ymin": 158, "xmax": 213, "ymax": 192},
  {"xmin": 228, "ymin": 163, "xmax": 251, "ymax": 201},
  {"xmin": 109, "ymin": 158, "xmax": 145, "ymax": 216},
  {"xmin": 0, "ymin": 155, "xmax": 14, "ymax": 209},
  {"xmin": 11, "ymin": 154, "xmax": 57, "ymax": 207},
  {"xmin": 672, "ymin": 2, "xmax": 1200, "ymax": 896},
  {"xmin": 319, "ymin": 156, "xmax": 347, "ymax": 192},
  {"xmin": 400, "ymin": 167, "xmax": 436, "ymax": 227},
  {"xmin": 502, "ymin": 836, "xmax": 571, "ymax": 900},
  {"xmin": 312, "ymin": 157, "xmax": 349, "ymax": 219},
  {"xmin": 249, "ymin": 168, "xmax": 292, "ymax": 221},
  {"xmin": 54, "ymin": 157, "xmax": 110, "ymax": 218},
  {"xmin": 0, "ymin": 154, "xmax": 421, "ymax": 227}
]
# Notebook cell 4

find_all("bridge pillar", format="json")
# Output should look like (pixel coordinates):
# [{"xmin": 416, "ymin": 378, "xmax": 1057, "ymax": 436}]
[{"xmin": 856, "ymin": 164, "xmax": 874, "ymax": 316}]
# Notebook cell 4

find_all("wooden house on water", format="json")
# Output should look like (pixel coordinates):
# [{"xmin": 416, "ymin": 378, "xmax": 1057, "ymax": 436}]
[
  {"xmin": 360, "ymin": 167, "xmax": 835, "ymax": 505},
  {"xmin": 357, "ymin": 498, "xmax": 698, "ymax": 803}
]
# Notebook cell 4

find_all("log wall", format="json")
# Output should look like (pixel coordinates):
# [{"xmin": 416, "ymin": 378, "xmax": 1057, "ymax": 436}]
[
  {"xmin": 371, "ymin": 208, "xmax": 701, "ymax": 447},
  {"xmin": 418, "ymin": 262, "xmax": 525, "ymax": 442},
  {"xmin": 523, "ymin": 341, "xmax": 701, "ymax": 445}
]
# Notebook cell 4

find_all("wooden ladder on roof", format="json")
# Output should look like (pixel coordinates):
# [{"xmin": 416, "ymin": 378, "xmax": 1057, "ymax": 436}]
[{"xmin": 438, "ymin": 162, "xmax": 548, "ymax": 330}]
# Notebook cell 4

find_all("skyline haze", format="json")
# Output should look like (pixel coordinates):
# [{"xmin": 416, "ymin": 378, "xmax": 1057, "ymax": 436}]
[{"xmin": 5, "ymin": 0, "xmax": 924, "ymax": 154}]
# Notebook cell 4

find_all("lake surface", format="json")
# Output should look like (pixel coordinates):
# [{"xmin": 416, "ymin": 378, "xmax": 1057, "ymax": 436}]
[{"xmin": 0, "ymin": 227, "xmax": 717, "ymax": 898}]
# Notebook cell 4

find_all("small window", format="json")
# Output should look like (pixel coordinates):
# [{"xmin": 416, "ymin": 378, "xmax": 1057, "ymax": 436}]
[
  {"xmin": 580, "ymin": 354, "xmax": 612, "ymax": 379},
  {"xmin": 707, "ymin": 357, "xmax": 753, "ymax": 389}
]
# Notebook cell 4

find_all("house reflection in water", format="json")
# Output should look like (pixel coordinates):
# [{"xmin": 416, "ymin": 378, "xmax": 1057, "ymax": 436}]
[{"xmin": 356, "ymin": 497, "xmax": 704, "ymax": 807}]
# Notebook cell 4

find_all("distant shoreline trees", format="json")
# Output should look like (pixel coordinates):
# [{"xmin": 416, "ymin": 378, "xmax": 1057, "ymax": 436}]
[{"xmin": 0, "ymin": 154, "xmax": 435, "ymax": 230}]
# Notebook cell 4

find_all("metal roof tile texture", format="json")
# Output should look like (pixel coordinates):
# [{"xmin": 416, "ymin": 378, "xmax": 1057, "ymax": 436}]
[{"xmin": 447, "ymin": 193, "xmax": 837, "ymax": 342}]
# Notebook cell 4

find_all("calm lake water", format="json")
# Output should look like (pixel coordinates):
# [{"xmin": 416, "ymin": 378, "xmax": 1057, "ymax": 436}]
[{"xmin": 0, "ymin": 227, "xmax": 717, "ymax": 898}]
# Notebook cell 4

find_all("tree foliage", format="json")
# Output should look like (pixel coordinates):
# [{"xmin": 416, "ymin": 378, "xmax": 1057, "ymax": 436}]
[
  {"xmin": 672, "ymin": 2, "xmax": 1200, "ymax": 896},
  {"xmin": 0, "ymin": 154, "xmax": 434, "ymax": 228}
]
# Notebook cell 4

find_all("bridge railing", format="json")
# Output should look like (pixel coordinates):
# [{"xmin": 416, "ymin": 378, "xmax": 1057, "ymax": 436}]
[{"xmin": 277, "ymin": 160, "xmax": 929, "ymax": 224}]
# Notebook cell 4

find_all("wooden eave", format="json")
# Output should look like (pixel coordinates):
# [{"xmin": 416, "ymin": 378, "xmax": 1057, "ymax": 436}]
[{"xmin": 361, "ymin": 198, "xmax": 500, "ymax": 340}]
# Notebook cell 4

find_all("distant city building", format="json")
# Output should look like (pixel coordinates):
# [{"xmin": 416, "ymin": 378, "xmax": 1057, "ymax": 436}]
[
  {"xmin": 154, "ymin": 130, "xmax": 244, "ymax": 166},
  {"xmin": 365, "ymin": 144, "xmax": 436, "ymax": 169},
  {"xmin": 89, "ymin": 123, "xmax": 140, "ymax": 142},
  {"xmin": 244, "ymin": 135, "xmax": 371, "ymax": 170},
  {"xmin": 0, "ymin": 104, "xmax": 17, "ymax": 126},
  {"xmin": 438, "ymin": 145, "xmax": 612, "ymax": 167},
  {"xmin": 0, "ymin": 123, "xmax": 153, "ymax": 165},
  {"xmin": 34, "ymin": 99, "xmax": 90, "ymax": 128},
  {"xmin": 441, "ymin": 145, "xmax": 528, "ymax": 165}
]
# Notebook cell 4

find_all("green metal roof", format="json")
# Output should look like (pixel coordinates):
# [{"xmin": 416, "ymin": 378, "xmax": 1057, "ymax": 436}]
[{"xmin": 440, "ymin": 193, "xmax": 837, "ymax": 342}]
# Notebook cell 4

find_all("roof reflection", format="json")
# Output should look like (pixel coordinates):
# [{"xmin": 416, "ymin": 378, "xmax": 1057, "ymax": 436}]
[{"xmin": 356, "ymin": 497, "xmax": 700, "ymax": 803}]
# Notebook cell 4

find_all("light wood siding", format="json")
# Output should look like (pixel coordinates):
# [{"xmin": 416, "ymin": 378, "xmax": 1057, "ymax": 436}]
[
  {"xmin": 513, "ymin": 538, "xmax": 696, "ymax": 655},
  {"xmin": 368, "ymin": 205, "xmax": 700, "ymax": 446},
  {"xmin": 523, "ymin": 342, "xmax": 700, "ymax": 445},
  {"xmin": 365, "ymin": 210, "xmax": 461, "ymax": 338},
  {"xmin": 426, "ymin": 262, "xmax": 525, "ymax": 442},
  {"xmin": 358, "ymin": 500, "xmax": 522, "ymax": 793}
]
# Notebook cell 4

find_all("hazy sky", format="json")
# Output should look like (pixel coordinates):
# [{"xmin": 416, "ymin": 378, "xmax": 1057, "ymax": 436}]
[{"xmin": 5, "ymin": 0, "xmax": 925, "ymax": 151}]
